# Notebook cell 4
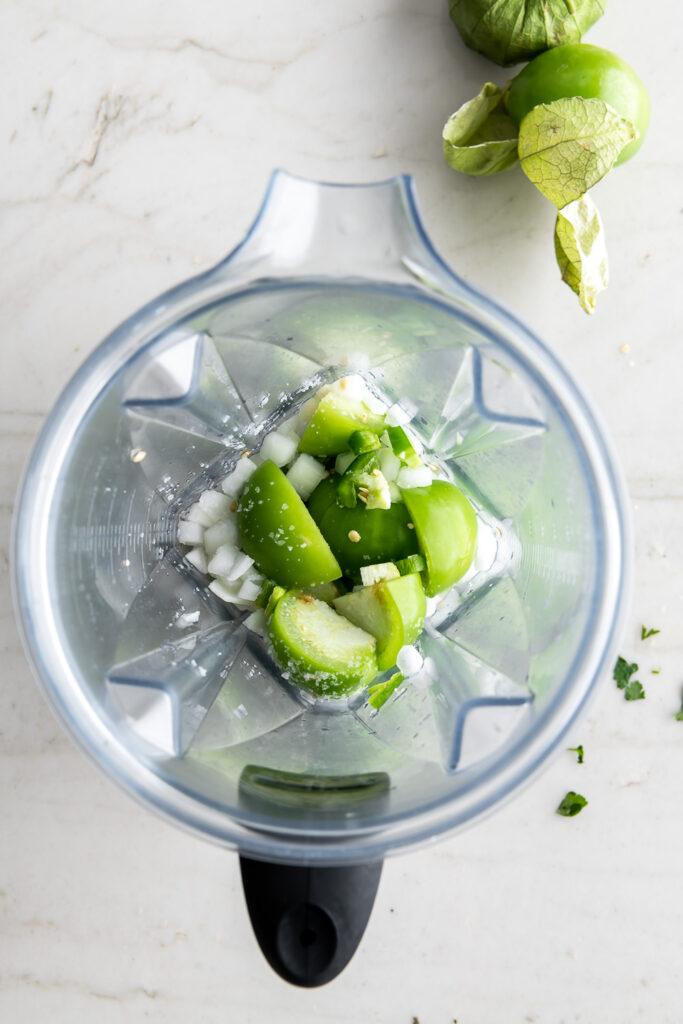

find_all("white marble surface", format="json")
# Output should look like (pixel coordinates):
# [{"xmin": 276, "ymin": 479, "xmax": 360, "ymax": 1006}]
[{"xmin": 1, "ymin": 1, "xmax": 682, "ymax": 1020}]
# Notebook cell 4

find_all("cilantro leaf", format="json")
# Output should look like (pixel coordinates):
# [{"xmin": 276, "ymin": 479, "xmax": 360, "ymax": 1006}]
[
  {"xmin": 674, "ymin": 706, "xmax": 683, "ymax": 722},
  {"xmin": 568, "ymin": 744, "xmax": 584, "ymax": 764},
  {"xmin": 443, "ymin": 83, "xmax": 519, "ymax": 177},
  {"xmin": 624, "ymin": 680, "xmax": 646, "ymax": 701},
  {"xmin": 613, "ymin": 656, "xmax": 638, "ymax": 690},
  {"xmin": 556, "ymin": 791, "xmax": 588, "ymax": 817},
  {"xmin": 368, "ymin": 671, "xmax": 404, "ymax": 710},
  {"xmin": 554, "ymin": 195, "xmax": 608, "ymax": 315},
  {"xmin": 641, "ymin": 626, "xmax": 660, "ymax": 640},
  {"xmin": 518, "ymin": 97, "xmax": 637, "ymax": 208}
]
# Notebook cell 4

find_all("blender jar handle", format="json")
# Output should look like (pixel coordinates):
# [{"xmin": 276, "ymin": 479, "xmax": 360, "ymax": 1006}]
[
  {"xmin": 213, "ymin": 168, "xmax": 470, "ymax": 298},
  {"xmin": 239, "ymin": 855, "xmax": 383, "ymax": 987}
]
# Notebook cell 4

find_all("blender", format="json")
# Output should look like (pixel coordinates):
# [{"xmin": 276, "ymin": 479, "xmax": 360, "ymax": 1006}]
[{"xmin": 12, "ymin": 170, "xmax": 630, "ymax": 986}]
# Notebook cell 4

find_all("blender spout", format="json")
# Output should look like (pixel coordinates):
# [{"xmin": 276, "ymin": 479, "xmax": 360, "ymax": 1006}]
[
  {"xmin": 239, "ymin": 855, "xmax": 383, "ymax": 987},
  {"xmin": 213, "ymin": 168, "xmax": 466, "ymax": 292}
]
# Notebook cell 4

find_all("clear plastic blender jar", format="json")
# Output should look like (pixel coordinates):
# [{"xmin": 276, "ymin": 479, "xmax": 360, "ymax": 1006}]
[{"xmin": 12, "ymin": 171, "xmax": 630, "ymax": 985}]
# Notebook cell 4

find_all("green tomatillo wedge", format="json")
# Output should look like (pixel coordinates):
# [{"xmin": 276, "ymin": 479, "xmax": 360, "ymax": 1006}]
[
  {"xmin": 236, "ymin": 460, "xmax": 341, "ymax": 589},
  {"xmin": 306, "ymin": 475, "xmax": 338, "ymax": 525},
  {"xmin": 334, "ymin": 573, "xmax": 426, "ymax": 671},
  {"xmin": 506, "ymin": 44, "xmax": 650, "ymax": 165},
  {"xmin": 268, "ymin": 591, "xmax": 378, "ymax": 698},
  {"xmin": 298, "ymin": 390, "xmax": 385, "ymax": 457},
  {"xmin": 401, "ymin": 480, "xmax": 477, "ymax": 596},
  {"xmin": 315, "ymin": 495, "xmax": 419, "ymax": 576}
]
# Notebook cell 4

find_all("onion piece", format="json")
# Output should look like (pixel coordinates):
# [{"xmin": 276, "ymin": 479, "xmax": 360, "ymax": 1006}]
[
  {"xmin": 286, "ymin": 454, "xmax": 327, "ymax": 500},
  {"xmin": 204, "ymin": 518, "xmax": 238, "ymax": 557},
  {"xmin": 185, "ymin": 547, "xmax": 208, "ymax": 574},
  {"xmin": 221, "ymin": 456, "xmax": 257, "ymax": 496},
  {"xmin": 260, "ymin": 430, "xmax": 299, "ymax": 467},
  {"xmin": 177, "ymin": 520, "xmax": 204, "ymax": 546}
]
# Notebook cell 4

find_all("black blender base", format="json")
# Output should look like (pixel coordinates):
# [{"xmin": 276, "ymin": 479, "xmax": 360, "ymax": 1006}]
[{"xmin": 240, "ymin": 856, "xmax": 383, "ymax": 986}]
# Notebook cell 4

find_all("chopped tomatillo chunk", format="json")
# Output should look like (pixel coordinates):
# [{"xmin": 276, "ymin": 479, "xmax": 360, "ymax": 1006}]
[
  {"xmin": 268, "ymin": 592, "xmax": 378, "ymax": 698},
  {"xmin": 298, "ymin": 391, "xmax": 385, "ymax": 457},
  {"xmin": 401, "ymin": 481, "xmax": 477, "ymax": 596},
  {"xmin": 236, "ymin": 461, "xmax": 341, "ymax": 589},
  {"xmin": 334, "ymin": 574, "xmax": 426, "ymax": 671}
]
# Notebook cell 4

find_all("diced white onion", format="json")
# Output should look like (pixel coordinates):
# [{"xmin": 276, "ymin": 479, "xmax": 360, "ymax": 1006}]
[
  {"xmin": 238, "ymin": 579, "xmax": 261, "ymax": 602},
  {"xmin": 177, "ymin": 520, "xmax": 204, "ymax": 545},
  {"xmin": 198, "ymin": 489, "xmax": 233, "ymax": 519},
  {"xmin": 360, "ymin": 562, "xmax": 400, "ymax": 586},
  {"xmin": 378, "ymin": 447, "xmax": 400, "ymax": 482},
  {"xmin": 396, "ymin": 645, "xmax": 423, "ymax": 677},
  {"xmin": 185, "ymin": 546, "xmax": 208, "ymax": 574},
  {"xmin": 335, "ymin": 451, "xmax": 356, "ymax": 475},
  {"xmin": 295, "ymin": 396, "xmax": 318, "ymax": 430},
  {"xmin": 386, "ymin": 399, "xmax": 417, "ymax": 427},
  {"xmin": 397, "ymin": 465, "xmax": 433, "ymax": 489},
  {"xmin": 286, "ymin": 454, "xmax": 327, "ymax": 500},
  {"xmin": 208, "ymin": 578, "xmax": 253, "ymax": 607},
  {"xmin": 186, "ymin": 502, "xmax": 213, "ymax": 527},
  {"xmin": 260, "ymin": 430, "xmax": 299, "ymax": 467},
  {"xmin": 388, "ymin": 481, "xmax": 402, "ymax": 503},
  {"xmin": 225, "ymin": 551, "xmax": 255, "ymax": 582},
  {"xmin": 221, "ymin": 456, "xmax": 257, "ymax": 496},
  {"xmin": 207, "ymin": 543, "xmax": 239, "ymax": 578},
  {"xmin": 244, "ymin": 609, "xmax": 267, "ymax": 636},
  {"xmin": 204, "ymin": 518, "xmax": 238, "ymax": 556}
]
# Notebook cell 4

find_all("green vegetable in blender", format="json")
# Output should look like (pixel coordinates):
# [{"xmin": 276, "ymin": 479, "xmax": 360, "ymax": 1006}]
[
  {"xmin": 385, "ymin": 426, "xmax": 422, "ymax": 468},
  {"xmin": 268, "ymin": 591, "xmax": 378, "ymax": 697},
  {"xmin": 298, "ymin": 390, "xmax": 385, "ymax": 457},
  {"xmin": 314, "ymin": 495, "xmax": 420, "ymax": 576},
  {"xmin": 348, "ymin": 429, "xmax": 382, "ymax": 455},
  {"xmin": 334, "ymin": 573, "xmax": 426, "ymax": 671},
  {"xmin": 236, "ymin": 460, "xmax": 341, "ymax": 588},
  {"xmin": 402, "ymin": 480, "xmax": 477, "ymax": 596}
]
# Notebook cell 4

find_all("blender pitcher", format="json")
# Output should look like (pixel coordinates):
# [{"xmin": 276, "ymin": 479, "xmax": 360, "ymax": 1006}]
[{"xmin": 12, "ymin": 170, "xmax": 630, "ymax": 986}]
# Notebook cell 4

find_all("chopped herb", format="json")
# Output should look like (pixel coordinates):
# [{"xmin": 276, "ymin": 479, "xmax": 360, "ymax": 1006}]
[
  {"xmin": 651, "ymin": 668, "xmax": 660, "ymax": 675},
  {"xmin": 674, "ymin": 704, "xmax": 683, "ymax": 722},
  {"xmin": 624, "ymin": 680, "xmax": 645, "ymax": 702},
  {"xmin": 556, "ymin": 791, "xmax": 588, "ymax": 817},
  {"xmin": 641, "ymin": 626, "xmax": 660, "ymax": 640},
  {"xmin": 613, "ymin": 656, "xmax": 638, "ymax": 690},
  {"xmin": 568, "ymin": 744, "xmax": 584, "ymax": 764}
]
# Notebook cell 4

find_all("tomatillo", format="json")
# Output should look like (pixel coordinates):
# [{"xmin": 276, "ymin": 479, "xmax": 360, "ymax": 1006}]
[
  {"xmin": 236, "ymin": 460, "xmax": 341, "ymax": 588},
  {"xmin": 506, "ymin": 44, "xmax": 650, "ymax": 165}
]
